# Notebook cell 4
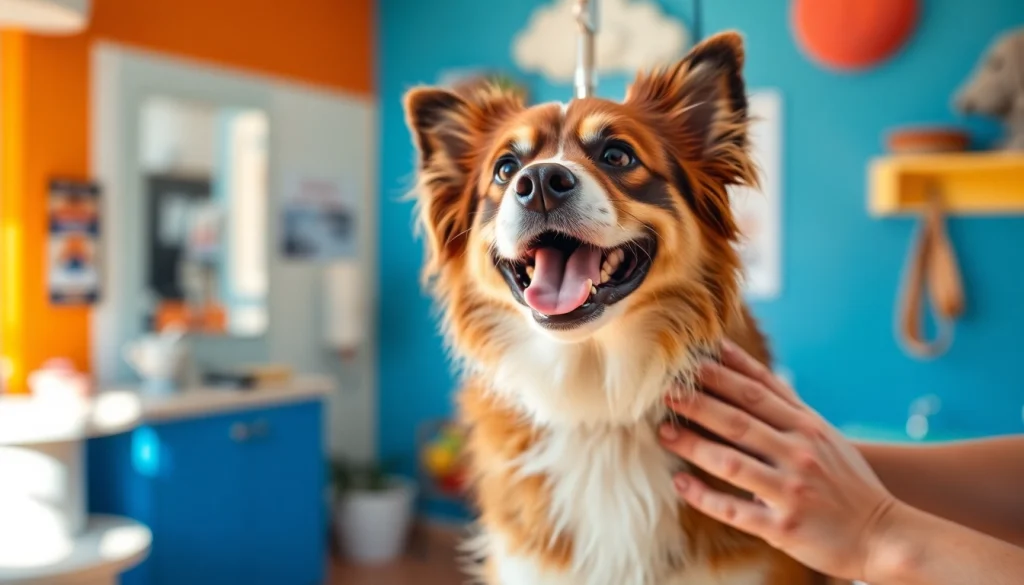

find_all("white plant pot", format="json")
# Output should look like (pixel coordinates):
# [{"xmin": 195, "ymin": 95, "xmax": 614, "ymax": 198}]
[{"xmin": 334, "ymin": 475, "xmax": 417, "ymax": 564}]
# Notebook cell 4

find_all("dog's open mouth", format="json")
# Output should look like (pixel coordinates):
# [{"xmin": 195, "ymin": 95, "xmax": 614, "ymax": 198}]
[{"xmin": 496, "ymin": 231, "xmax": 657, "ymax": 329}]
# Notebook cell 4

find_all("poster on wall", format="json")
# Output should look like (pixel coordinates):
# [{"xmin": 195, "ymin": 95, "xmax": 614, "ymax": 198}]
[
  {"xmin": 280, "ymin": 174, "xmax": 357, "ymax": 260},
  {"xmin": 47, "ymin": 178, "xmax": 101, "ymax": 305},
  {"xmin": 729, "ymin": 90, "xmax": 783, "ymax": 301}
]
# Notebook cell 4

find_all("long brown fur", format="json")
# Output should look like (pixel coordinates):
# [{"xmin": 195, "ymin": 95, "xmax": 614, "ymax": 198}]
[{"xmin": 404, "ymin": 31, "xmax": 846, "ymax": 585}]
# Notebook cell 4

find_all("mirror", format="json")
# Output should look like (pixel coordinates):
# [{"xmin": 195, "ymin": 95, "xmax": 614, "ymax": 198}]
[{"xmin": 138, "ymin": 96, "xmax": 269, "ymax": 337}]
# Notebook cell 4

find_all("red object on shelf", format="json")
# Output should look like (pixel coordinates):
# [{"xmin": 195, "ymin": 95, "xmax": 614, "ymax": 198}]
[{"xmin": 791, "ymin": 0, "xmax": 919, "ymax": 71}]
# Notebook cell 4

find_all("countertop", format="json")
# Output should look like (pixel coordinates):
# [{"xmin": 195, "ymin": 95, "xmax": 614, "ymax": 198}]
[
  {"xmin": 110, "ymin": 374, "xmax": 334, "ymax": 423},
  {"xmin": 0, "ymin": 391, "xmax": 142, "ymax": 446},
  {"xmin": 0, "ymin": 375, "xmax": 333, "ymax": 445}
]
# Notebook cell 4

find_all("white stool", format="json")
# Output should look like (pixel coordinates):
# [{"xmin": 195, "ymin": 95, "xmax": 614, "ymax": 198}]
[
  {"xmin": 0, "ymin": 515, "xmax": 151, "ymax": 585},
  {"xmin": 0, "ymin": 393, "xmax": 147, "ymax": 585}
]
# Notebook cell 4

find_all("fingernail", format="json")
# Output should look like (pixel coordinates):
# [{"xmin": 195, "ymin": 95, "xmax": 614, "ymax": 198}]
[
  {"xmin": 674, "ymin": 475, "xmax": 689, "ymax": 492},
  {"xmin": 659, "ymin": 424, "xmax": 678, "ymax": 441}
]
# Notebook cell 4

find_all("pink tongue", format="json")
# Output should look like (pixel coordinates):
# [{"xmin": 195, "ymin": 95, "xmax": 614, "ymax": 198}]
[{"xmin": 524, "ymin": 245, "xmax": 603, "ymax": 315}]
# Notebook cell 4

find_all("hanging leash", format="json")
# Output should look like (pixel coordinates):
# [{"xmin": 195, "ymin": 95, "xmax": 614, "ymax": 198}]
[
  {"xmin": 573, "ymin": 0, "xmax": 598, "ymax": 99},
  {"xmin": 895, "ymin": 185, "xmax": 965, "ymax": 359}
]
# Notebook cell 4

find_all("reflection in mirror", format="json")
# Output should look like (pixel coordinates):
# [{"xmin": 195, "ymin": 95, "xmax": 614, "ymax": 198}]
[{"xmin": 139, "ymin": 96, "xmax": 269, "ymax": 337}]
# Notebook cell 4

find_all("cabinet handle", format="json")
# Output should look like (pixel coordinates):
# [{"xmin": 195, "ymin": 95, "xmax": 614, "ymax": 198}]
[
  {"xmin": 230, "ymin": 422, "xmax": 250, "ymax": 442},
  {"xmin": 250, "ymin": 418, "xmax": 270, "ymax": 439}
]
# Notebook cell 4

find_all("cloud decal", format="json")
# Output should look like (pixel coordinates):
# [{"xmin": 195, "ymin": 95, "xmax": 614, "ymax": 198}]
[{"xmin": 512, "ymin": 0, "xmax": 690, "ymax": 83}]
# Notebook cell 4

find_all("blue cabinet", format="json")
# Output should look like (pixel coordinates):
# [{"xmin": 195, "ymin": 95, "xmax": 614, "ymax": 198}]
[{"xmin": 88, "ymin": 400, "xmax": 326, "ymax": 585}]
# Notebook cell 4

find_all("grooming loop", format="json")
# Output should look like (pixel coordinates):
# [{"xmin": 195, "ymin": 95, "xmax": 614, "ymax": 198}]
[
  {"xmin": 896, "ymin": 182, "xmax": 965, "ymax": 359},
  {"xmin": 573, "ymin": 0, "xmax": 598, "ymax": 99}
]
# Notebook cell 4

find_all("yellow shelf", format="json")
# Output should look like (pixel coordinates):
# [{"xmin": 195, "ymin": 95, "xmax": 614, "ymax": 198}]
[{"xmin": 868, "ymin": 152, "xmax": 1024, "ymax": 217}]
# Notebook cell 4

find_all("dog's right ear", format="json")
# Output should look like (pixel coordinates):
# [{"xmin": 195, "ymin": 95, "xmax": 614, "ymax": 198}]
[
  {"xmin": 403, "ymin": 85, "xmax": 523, "ymax": 279},
  {"xmin": 405, "ymin": 88, "xmax": 474, "ymax": 174}
]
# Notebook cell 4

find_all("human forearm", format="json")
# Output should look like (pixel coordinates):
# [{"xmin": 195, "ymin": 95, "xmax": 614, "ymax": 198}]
[
  {"xmin": 856, "ymin": 437, "xmax": 1024, "ymax": 545},
  {"xmin": 867, "ymin": 501, "xmax": 1024, "ymax": 585},
  {"xmin": 665, "ymin": 342, "xmax": 1024, "ymax": 583}
]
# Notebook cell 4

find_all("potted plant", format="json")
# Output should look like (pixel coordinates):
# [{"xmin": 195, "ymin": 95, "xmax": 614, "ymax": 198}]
[{"xmin": 329, "ymin": 458, "xmax": 417, "ymax": 564}]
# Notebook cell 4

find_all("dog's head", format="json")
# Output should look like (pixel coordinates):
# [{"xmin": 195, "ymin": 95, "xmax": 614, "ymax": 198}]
[{"xmin": 404, "ymin": 32, "xmax": 758, "ymax": 424}]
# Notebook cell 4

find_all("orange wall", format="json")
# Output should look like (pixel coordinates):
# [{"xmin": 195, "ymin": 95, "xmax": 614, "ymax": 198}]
[
  {"xmin": 1, "ymin": 0, "xmax": 374, "ymax": 392},
  {"xmin": 90, "ymin": 0, "xmax": 374, "ymax": 95}
]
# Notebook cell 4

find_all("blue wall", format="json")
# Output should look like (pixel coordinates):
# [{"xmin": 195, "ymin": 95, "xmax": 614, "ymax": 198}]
[{"xmin": 378, "ymin": 0, "xmax": 1024, "ymax": 477}]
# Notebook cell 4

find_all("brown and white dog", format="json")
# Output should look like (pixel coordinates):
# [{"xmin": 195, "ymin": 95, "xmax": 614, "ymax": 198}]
[{"xmin": 403, "ymin": 31, "xmax": 838, "ymax": 585}]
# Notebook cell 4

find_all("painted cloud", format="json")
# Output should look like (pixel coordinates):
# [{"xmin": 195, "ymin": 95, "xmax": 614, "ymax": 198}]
[{"xmin": 512, "ymin": 0, "xmax": 690, "ymax": 83}]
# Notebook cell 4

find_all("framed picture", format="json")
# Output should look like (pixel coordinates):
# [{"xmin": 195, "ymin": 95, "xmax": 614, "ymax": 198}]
[
  {"xmin": 48, "ymin": 179, "xmax": 101, "ymax": 305},
  {"xmin": 730, "ymin": 90, "xmax": 783, "ymax": 301},
  {"xmin": 280, "ymin": 175, "xmax": 357, "ymax": 260}
]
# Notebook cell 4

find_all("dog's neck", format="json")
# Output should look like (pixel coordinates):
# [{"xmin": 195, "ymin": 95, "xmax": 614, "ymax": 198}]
[{"xmin": 470, "ymin": 315, "xmax": 709, "ymax": 430}]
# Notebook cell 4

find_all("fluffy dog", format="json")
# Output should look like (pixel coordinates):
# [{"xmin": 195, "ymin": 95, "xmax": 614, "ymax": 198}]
[{"xmin": 403, "ymin": 31, "xmax": 837, "ymax": 585}]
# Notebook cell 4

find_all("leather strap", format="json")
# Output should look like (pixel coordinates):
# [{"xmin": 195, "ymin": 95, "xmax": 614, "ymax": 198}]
[{"xmin": 896, "ymin": 189, "xmax": 965, "ymax": 358}]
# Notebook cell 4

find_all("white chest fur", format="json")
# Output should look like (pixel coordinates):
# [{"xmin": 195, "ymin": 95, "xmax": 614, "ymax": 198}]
[
  {"xmin": 490, "ymin": 422, "xmax": 697, "ymax": 585},
  {"xmin": 469, "ymin": 296, "xmax": 731, "ymax": 583},
  {"xmin": 494, "ymin": 545, "xmax": 768, "ymax": 585}
]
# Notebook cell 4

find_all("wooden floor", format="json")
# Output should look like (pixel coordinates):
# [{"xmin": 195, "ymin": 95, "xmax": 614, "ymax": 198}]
[{"xmin": 327, "ymin": 524, "xmax": 466, "ymax": 585}]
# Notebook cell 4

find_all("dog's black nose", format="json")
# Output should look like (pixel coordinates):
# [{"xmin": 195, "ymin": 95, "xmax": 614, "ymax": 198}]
[{"xmin": 514, "ymin": 163, "xmax": 578, "ymax": 214}]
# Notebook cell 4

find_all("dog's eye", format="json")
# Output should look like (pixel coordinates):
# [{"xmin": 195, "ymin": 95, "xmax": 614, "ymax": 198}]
[
  {"xmin": 494, "ymin": 159, "xmax": 520, "ymax": 184},
  {"xmin": 601, "ymin": 146, "xmax": 635, "ymax": 168}
]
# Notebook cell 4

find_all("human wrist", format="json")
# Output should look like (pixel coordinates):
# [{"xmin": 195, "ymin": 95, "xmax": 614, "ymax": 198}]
[{"xmin": 862, "ymin": 499, "xmax": 928, "ymax": 585}]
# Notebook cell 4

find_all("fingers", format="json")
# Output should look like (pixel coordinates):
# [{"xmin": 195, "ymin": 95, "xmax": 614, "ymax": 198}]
[
  {"xmin": 660, "ymin": 425, "xmax": 786, "ymax": 503},
  {"xmin": 666, "ymin": 389, "xmax": 792, "ymax": 459},
  {"xmin": 719, "ymin": 339, "xmax": 801, "ymax": 406},
  {"xmin": 673, "ymin": 472, "xmax": 773, "ymax": 538},
  {"xmin": 696, "ymin": 361, "xmax": 804, "ymax": 432}
]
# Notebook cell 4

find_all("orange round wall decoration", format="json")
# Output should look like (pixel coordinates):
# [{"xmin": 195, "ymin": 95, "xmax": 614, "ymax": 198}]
[{"xmin": 791, "ymin": 0, "xmax": 919, "ymax": 71}]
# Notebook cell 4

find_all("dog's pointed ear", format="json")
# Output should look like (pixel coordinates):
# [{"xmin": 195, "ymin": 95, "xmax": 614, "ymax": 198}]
[
  {"xmin": 403, "ymin": 84, "xmax": 523, "ymax": 280},
  {"xmin": 625, "ymin": 31, "xmax": 755, "ymax": 188},
  {"xmin": 405, "ymin": 88, "xmax": 474, "ymax": 174}
]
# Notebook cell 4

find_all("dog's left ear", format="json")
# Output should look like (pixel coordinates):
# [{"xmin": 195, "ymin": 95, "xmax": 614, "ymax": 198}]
[{"xmin": 625, "ymin": 31, "xmax": 756, "ymax": 189}]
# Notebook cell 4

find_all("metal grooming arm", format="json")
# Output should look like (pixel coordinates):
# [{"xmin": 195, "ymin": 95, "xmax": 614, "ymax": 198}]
[{"xmin": 573, "ymin": 0, "xmax": 598, "ymax": 99}]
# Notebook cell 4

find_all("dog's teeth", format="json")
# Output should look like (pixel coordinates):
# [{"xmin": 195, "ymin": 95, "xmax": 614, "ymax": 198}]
[
  {"xmin": 526, "ymin": 265, "xmax": 534, "ymax": 279},
  {"xmin": 601, "ymin": 270, "xmax": 610, "ymax": 283},
  {"xmin": 605, "ymin": 249, "xmax": 624, "ymax": 275},
  {"xmin": 590, "ymin": 284, "xmax": 597, "ymax": 296}
]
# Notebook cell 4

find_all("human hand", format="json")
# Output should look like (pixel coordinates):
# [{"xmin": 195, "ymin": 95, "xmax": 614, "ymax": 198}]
[{"xmin": 659, "ymin": 340, "xmax": 899, "ymax": 581}]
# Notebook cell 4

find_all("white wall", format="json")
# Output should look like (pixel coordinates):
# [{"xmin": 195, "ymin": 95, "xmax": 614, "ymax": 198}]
[
  {"xmin": 92, "ymin": 43, "xmax": 377, "ymax": 461},
  {"xmin": 265, "ymin": 86, "xmax": 377, "ymax": 461},
  {"xmin": 139, "ymin": 96, "xmax": 218, "ymax": 174}
]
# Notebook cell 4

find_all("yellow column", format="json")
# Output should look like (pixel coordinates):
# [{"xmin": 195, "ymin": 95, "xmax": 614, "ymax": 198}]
[{"xmin": 1, "ymin": 31, "xmax": 26, "ymax": 393}]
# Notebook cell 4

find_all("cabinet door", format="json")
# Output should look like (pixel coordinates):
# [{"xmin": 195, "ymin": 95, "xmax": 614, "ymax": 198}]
[
  {"xmin": 237, "ymin": 401, "xmax": 326, "ymax": 585},
  {"xmin": 148, "ymin": 413, "xmax": 247, "ymax": 585}
]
